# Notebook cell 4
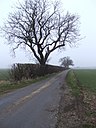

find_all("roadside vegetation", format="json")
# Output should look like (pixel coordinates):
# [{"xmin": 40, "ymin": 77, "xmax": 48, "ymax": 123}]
[
  {"xmin": 67, "ymin": 69, "xmax": 96, "ymax": 128},
  {"xmin": 0, "ymin": 69, "xmax": 55, "ymax": 96}
]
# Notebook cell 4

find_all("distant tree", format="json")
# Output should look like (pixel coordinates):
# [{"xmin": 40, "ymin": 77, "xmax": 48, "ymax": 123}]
[
  {"xmin": 59, "ymin": 56, "xmax": 74, "ymax": 68},
  {"xmin": 1, "ymin": 0, "xmax": 80, "ymax": 65}
]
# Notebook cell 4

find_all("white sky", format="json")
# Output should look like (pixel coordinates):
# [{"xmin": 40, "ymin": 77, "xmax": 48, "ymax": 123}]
[{"xmin": 0, "ymin": 0, "xmax": 96, "ymax": 68}]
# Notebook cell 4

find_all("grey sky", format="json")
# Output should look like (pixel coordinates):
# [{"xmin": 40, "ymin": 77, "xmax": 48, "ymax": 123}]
[{"xmin": 0, "ymin": 0, "xmax": 96, "ymax": 68}]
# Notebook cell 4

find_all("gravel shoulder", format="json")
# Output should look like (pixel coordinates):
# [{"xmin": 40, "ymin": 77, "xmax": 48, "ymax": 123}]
[
  {"xmin": 55, "ymin": 70, "xmax": 96, "ymax": 128},
  {"xmin": 55, "ymin": 81, "xmax": 83, "ymax": 128}
]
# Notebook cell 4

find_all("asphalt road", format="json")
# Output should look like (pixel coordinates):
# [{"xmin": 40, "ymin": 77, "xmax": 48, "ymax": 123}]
[{"xmin": 0, "ymin": 70, "xmax": 68, "ymax": 128}]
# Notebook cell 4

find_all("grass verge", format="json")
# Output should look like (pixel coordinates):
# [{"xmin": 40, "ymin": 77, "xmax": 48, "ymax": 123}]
[
  {"xmin": 0, "ymin": 74, "xmax": 55, "ymax": 96},
  {"xmin": 66, "ymin": 70, "xmax": 96, "ymax": 128},
  {"xmin": 66, "ymin": 70, "xmax": 81, "ymax": 97}
]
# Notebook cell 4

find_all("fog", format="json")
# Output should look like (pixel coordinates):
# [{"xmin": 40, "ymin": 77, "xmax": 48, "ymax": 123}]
[{"xmin": 0, "ymin": 0, "xmax": 96, "ymax": 68}]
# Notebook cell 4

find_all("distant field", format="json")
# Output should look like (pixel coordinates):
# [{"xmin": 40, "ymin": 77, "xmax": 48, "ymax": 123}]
[
  {"xmin": 74, "ymin": 69, "xmax": 96, "ymax": 92},
  {"xmin": 0, "ymin": 69, "xmax": 10, "ymax": 81}
]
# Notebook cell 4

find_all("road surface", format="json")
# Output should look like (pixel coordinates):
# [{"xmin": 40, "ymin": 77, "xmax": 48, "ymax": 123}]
[{"xmin": 0, "ymin": 70, "xmax": 68, "ymax": 128}]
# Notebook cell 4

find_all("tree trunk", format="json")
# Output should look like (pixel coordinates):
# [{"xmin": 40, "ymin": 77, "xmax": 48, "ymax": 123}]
[
  {"xmin": 38, "ymin": 59, "xmax": 47, "ymax": 76},
  {"xmin": 39, "ymin": 59, "xmax": 46, "ymax": 66}
]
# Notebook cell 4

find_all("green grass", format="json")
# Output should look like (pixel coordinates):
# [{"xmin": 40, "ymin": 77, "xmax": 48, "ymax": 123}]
[
  {"xmin": 66, "ymin": 69, "xmax": 96, "ymax": 128},
  {"xmin": 0, "ymin": 68, "xmax": 56, "ymax": 95},
  {"xmin": 74, "ymin": 69, "xmax": 96, "ymax": 93},
  {"xmin": 0, "ymin": 72, "xmax": 56, "ymax": 95},
  {"xmin": 0, "ymin": 69, "xmax": 10, "ymax": 80},
  {"xmin": 66, "ymin": 70, "xmax": 81, "ymax": 97},
  {"xmin": 0, "ymin": 79, "xmax": 39, "ymax": 95}
]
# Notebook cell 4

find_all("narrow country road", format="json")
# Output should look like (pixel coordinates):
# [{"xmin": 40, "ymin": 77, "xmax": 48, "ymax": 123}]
[{"xmin": 0, "ymin": 70, "xmax": 68, "ymax": 128}]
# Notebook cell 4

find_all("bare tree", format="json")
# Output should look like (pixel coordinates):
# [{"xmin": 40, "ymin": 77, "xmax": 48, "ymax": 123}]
[
  {"xmin": 1, "ymin": 0, "xmax": 80, "ymax": 65},
  {"xmin": 59, "ymin": 56, "xmax": 74, "ymax": 68}
]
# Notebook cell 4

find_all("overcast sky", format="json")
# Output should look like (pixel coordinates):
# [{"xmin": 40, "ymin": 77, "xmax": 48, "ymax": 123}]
[{"xmin": 0, "ymin": 0, "xmax": 96, "ymax": 68}]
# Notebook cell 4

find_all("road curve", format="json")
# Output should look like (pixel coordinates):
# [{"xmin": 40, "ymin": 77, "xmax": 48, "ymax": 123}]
[{"xmin": 0, "ymin": 70, "xmax": 69, "ymax": 128}]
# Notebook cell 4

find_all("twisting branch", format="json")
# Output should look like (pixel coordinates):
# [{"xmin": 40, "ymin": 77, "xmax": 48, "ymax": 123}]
[{"xmin": 1, "ymin": 0, "xmax": 80, "ymax": 65}]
